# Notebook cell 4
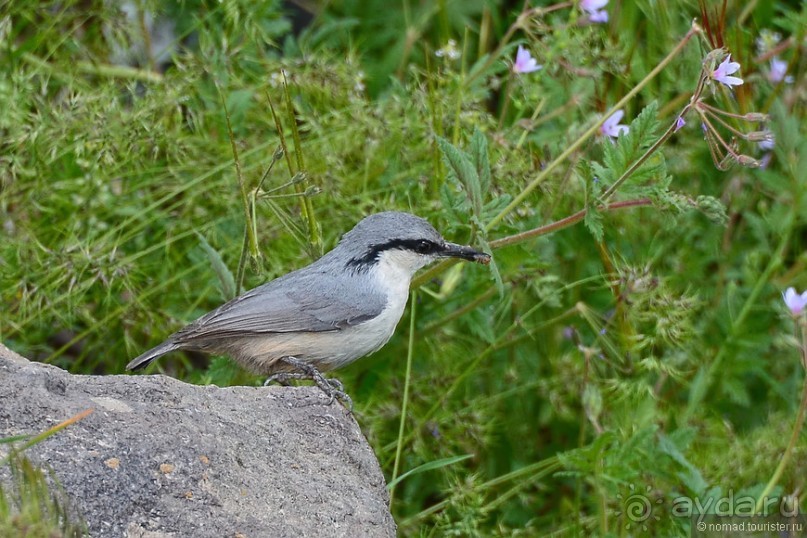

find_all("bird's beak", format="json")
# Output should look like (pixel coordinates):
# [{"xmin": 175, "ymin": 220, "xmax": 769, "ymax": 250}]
[{"xmin": 439, "ymin": 242, "xmax": 491, "ymax": 265}]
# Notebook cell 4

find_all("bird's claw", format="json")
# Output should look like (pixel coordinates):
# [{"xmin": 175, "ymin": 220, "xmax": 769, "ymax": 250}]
[
  {"xmin": 325, "ymin": 377, "xmax": 344, "ymax": 392},
  {"xmin": 308, "ymin": 372, "xmax": 353, "ymax": 411},
  {"xmin": 264, "ymin": 357, "xmax": 353, "ymax": 412},
  {"xmin": 264, "ymin": 373, "xmax": 297, "ymax": 387}
]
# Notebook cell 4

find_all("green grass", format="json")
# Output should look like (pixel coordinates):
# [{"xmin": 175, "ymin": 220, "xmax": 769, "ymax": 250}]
[
  {"xmin": 2, "ymin": 0, "xmax": 807, "ymax": 535},
  {"xmin": 1, "ymin": 412, "xmax": 92, "ymax": 537}
]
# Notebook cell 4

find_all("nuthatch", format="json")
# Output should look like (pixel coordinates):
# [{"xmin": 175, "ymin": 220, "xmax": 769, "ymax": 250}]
[{"xmin": 127, "ymin": 212, "xmax": 490, "ymax": 405}]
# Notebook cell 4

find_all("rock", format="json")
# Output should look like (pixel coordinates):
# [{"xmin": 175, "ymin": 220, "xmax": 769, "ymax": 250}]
[{"xmin": 0, "ymin": 345, "xmax": 395, "ymax": 537}]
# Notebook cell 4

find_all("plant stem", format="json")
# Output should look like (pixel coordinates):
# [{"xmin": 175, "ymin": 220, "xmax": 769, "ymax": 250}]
[
  {"xmin": 389, "ymin": 290, "xmax": 417, "ymax": 508},
  {"xmin": 281, "ymin": 73, "xmax": 321, "ymax": 255},
  {"xmin": 218, "ymin": 84, "xmax": 259, "ymax": 262},
  {"xmin": 493, "ymin": 198, "xmax": 652, "ymax": 249},
  {"xmin": 412, "ymin": 198, "xmax": 651, "ymax": 288}
]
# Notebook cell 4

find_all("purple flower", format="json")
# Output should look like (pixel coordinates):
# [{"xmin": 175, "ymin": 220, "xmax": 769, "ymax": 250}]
[
  {"xmin": 712, "ymin": 54, "xmax": 743, "ymax": 87},
  {"xmin": 759, "ymin": 135, "xmax": 775, "ymax": 151},
  {"xmin": 513, "ymin": 45, "xmax": 542, "ymax": 74},
  {"xmin": 675, "ymin": 116, "xmax": 686, "ymax": 132},
  {"xmin": 768, "ymin": 57, "xmax": 793, "ymax": 84},
  {"xmin": 783, "ymin": 287, "xmax": 807, "ymax": 316},
  {"xmin": 580, "ymin": 0, "xmax": 609, "ymax": 23},
  {"xmin": 600, "ymin": 110, "xmax": 629, "ymax": 139}
]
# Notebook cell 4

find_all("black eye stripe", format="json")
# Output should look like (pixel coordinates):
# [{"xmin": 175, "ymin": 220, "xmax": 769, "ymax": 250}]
[
  {"xmin": 346, "ymin": 239, "xmax": 440, "ymax": 269},
  {"xmin": 378, "ymin": 238, "xmax": 438, "ymax": 254}
]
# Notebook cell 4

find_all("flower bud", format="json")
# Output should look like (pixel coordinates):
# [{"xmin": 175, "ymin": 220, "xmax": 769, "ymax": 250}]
[
  {"xmin": 743, "ymin": 112, "xmax": 769, "ymax": 122},
  {"xmin": 736, "ymin": 155, "xmax": 760, "ymax": 168},
  {"xmin": 745, "ymin": 131, "xmax": 773, "ymax": 142}
]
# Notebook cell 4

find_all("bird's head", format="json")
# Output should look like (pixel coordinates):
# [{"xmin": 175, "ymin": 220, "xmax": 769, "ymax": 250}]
[{"xmin": 332, "ymin": 211, "xmax": 491, "ymax": 276}]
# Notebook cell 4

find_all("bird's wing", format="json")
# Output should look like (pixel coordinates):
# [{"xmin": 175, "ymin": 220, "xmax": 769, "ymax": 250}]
[{"xmin": 172, "ymin": 268, "xmax": 386, "ymax": 342}]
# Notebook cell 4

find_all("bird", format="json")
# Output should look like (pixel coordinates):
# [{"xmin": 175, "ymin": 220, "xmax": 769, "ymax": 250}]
[{"xmin": 126, "ymin": 211, "xmax": 491, "ymax": 406}]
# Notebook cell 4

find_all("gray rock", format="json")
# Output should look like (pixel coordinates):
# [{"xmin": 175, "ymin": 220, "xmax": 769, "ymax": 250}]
[{"xmin": 0, "ymin": 344, "xmax": 395, "ymax": 537}]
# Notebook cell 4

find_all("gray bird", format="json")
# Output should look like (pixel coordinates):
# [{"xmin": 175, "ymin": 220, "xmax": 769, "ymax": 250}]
[{"xmin": 127, "ymin": 211, "xmax": 490, "ymax": 405}]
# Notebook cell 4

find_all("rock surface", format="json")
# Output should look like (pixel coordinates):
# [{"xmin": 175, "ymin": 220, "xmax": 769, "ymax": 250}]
[{"xmin": 0, "ymin": 344, "xmax": 395, "ymax": 537}]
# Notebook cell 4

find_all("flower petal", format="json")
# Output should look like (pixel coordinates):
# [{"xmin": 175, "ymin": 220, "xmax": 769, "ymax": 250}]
[
  {"xmin": 721, "ymin": 75, "xmax": 744, "ymax": 86},
  {"xmin": 784, "ymin": 287, "xmax": 807, "ymax": 315},
  {"xmin": 514, "ymin": 46, "xmax": 542, "ymax": 74},
  {"xmin": 589, "ymin": 9, "xmax": 609, "ymax": 22},
  {"xmin": 581, "ymin": 0, "xmax": 608, "ymax": 11},
  {"xmin": 606, "ymin": 110, "xmax": 624, "ymax": 126}
]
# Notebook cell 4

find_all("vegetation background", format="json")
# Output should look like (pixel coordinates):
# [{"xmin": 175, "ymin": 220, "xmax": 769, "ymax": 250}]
[{"xmin": 1, "ymin": 0, "xmax": 806, "ymax": 535}]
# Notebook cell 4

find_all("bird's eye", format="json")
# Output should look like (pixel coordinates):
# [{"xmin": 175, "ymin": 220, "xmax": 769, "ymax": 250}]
[{"xmin": 415, "ymin": 240, "xmax": 433, "ymax": 254}]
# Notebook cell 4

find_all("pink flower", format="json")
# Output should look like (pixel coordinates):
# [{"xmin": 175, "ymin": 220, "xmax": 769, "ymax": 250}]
[
  {"xmin": 513, "ymin": 45, "xmax": 542, "ymax": 74},
  {"xmin": 783, "ymin": 287, "xmax": 807, "ymax": 316},
  {"xmin": 768, "ymin": 57, "xmax": 793, "ymax": 84},
  {"xmin": 712, "ymin": 54, "xmax": 743, "ymax": 87},
  {"xmin": 600, "ymin": 110, "xmax": 629, "ymax": 139},
  {"xmin": 580, "ymin": 0, "xmax": 609, "ymax": 23}
]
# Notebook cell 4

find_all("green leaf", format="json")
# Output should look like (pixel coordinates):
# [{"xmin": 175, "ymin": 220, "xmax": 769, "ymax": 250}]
[
  {"xmin": 590, "ymin": 161, "xmax": 615, "ymax": 187},
  {"xmin": 437, "ymin": 136, "xmax": 483, "ymax": 218},
  {"xmin": 469, "ymin": 128, "xmax": 491, "ymax": 193},
  {"xmin": 685, "ymin": 366, "xmax": 709, "ymax": 420},
  {"xmin": 658, "ymin": 434, "xmax": 708, "ymax": 496},
  {"xmin": 482, "ymin": 194, "xmax": 513, "ymax": 223},
  {"xmin": 195, "ymin": 232, "xmax": 236, "ymax": 301},
  {"xmin": 621, "ymin": 152, "xmax": 666, "ymax": 191},
  {"xmin": 583, "ymin": 384, "xmax": 603, "ymax": 426},
  {"xmin": 0, "ymin": 434, "xmax": 31, "ymax": 444},
  {"xmin": 386, "ymin": 454, "xmax": 473, "ymax": 490},
  {"xmin": 621, "ymin": 101, "xmax": 660, "ymax": 158},
  {"xmin": 556, "ymin": 431, "xmax": 618, "ymax": 471},
  {"xmin": 694, "ymin": 195, "xmax": 728, "ymax": 224},
  {"xmin": 205, "ymin": 356, "xmax": 240, "ymax": 386},
  {"xmin": 584, "ymin": 205, "xmax": 604, "ymax": 242},
  {"xmin": 439, "ymin": 181, "xmax": 470, "ymax": 219},
  {"xmin": 602, "ymin": 102, "xmax": 662, "ymax": 191}
]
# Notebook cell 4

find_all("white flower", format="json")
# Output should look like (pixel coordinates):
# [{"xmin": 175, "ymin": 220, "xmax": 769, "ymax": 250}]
[{"xmin": 435, "ymin": 39, "xmax": 461, "ymax": 61}]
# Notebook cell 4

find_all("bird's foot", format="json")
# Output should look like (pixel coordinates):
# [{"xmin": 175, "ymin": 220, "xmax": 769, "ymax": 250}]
[{"xmin": 264, "ymin": 357, "xmax": 353, "ymax": 411}]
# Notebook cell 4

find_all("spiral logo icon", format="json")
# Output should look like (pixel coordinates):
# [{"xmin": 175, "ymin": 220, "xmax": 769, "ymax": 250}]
[
  {"xmin": 624, "ymin": 491, "xmax": 652, "ymax": 522},
  {"xmin": 614, "ymin": 484, "xmax": 663, "ymax": 530}
]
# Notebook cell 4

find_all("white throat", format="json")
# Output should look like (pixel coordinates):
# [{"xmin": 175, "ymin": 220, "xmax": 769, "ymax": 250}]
[
  {"xmin": 371, "ymin": 249, "xmax": 425, "ymax": 304},
  {"xmin": 368, "ymin": 249, "xmax": 432, "ymax": 333}
]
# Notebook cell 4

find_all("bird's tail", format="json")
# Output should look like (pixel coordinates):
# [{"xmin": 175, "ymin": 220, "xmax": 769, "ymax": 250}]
[{"xmin": 126, "ymin": 340, "xmax": 181, "ymax": 371}]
